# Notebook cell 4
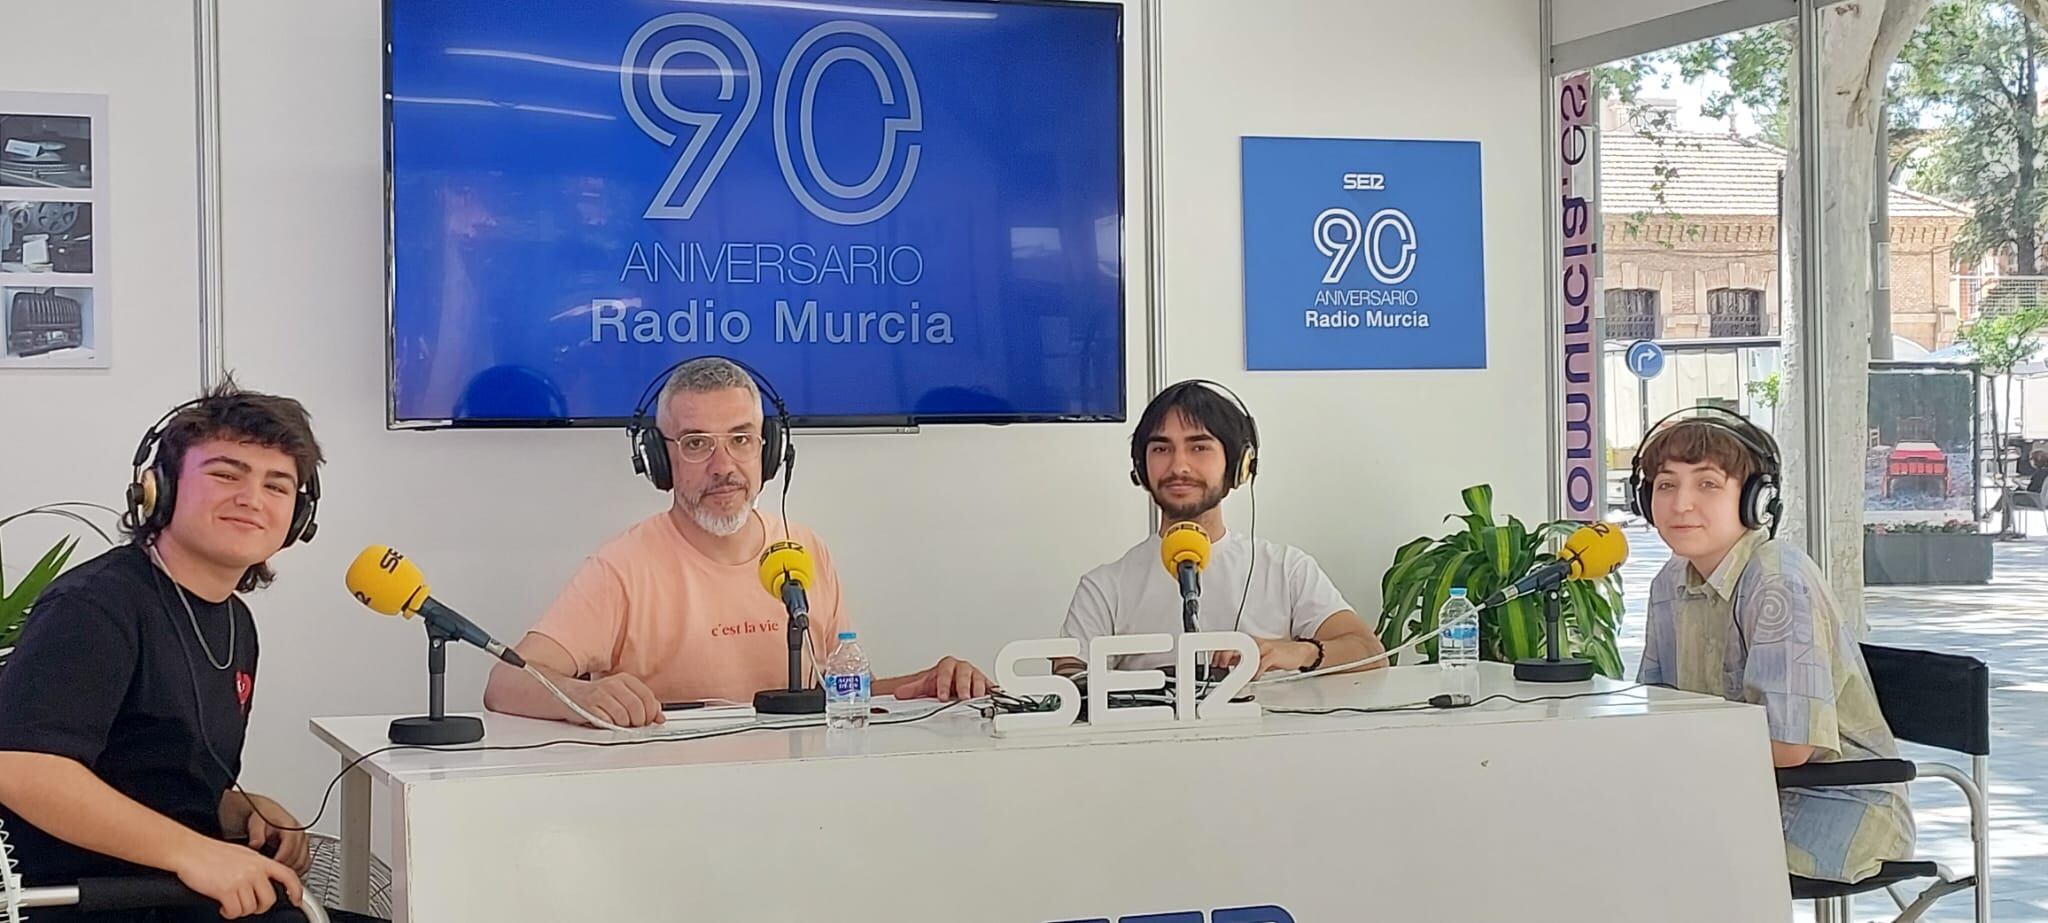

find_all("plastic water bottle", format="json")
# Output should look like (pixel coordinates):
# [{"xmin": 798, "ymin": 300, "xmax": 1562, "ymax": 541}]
[
  {"xmin": 1438, "ymin": 588, "xmax": 1481, "ymax": 704},
  {"xmin": 823, "ymin": 631, "xmax": 873, "ymax": 731}
]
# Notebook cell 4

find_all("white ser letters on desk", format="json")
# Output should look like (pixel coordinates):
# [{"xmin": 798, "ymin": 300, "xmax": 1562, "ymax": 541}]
[{"xmin": 991, "ymin": 632, "xmax": 1261, "ymax": 734}]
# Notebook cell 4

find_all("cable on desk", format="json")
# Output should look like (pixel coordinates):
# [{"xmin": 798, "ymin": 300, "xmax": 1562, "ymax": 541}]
[
  {"xmin": 1263, "ymin": 683, "xmax": 1655, "ymax": 716},
  {"xmin": 296, "ymin": 698, "xmax": 976, "ymax": 831}
]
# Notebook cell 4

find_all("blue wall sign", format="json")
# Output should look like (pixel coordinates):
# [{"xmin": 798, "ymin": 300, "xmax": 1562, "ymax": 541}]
[{"xmin": 1241, "ymin": 136, "xmax": 1486, "ymax": 371}]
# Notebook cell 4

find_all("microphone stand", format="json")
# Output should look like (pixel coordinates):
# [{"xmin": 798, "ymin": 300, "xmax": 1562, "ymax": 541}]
[
  {"xmin": 1511, "ymin": 586, "xmax": 1595, "ymax": 683},
  {"xmin": 754, "ymin": 582, "xmax": 825, "ymax": 715},
  {"xmin": 389, "ymin": 621, "xmax": 485, "ymax": 744},
  {"xmin": 1178, "ymin": 577, "xmax": 1222, "ymax": 686}
]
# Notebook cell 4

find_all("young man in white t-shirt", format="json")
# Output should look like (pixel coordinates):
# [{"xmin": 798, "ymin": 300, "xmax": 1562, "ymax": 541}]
[{"xmin": 1059, "ymin": 381, "xmax": 1385, "ymax": 674}]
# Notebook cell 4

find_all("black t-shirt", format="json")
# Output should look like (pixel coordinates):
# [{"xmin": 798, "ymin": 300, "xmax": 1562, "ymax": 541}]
[{"xmin": 0, "ymin": 544, "xmax": 259, "ymax": 885}]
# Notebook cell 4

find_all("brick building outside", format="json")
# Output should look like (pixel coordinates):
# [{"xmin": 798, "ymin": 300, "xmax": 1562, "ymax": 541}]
[{"xmin": 1600, "ymin": 126, "xmax": 1970, "ymax": 350}]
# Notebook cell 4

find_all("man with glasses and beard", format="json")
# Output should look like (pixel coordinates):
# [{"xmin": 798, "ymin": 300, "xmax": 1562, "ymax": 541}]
[
  {"xmin": 483, "ymin": 358, "xmax": 989, "ymax": 728},
  {"xmin": 1058, "ymin": 381, "xmax": 1383, "ymax": 676}
]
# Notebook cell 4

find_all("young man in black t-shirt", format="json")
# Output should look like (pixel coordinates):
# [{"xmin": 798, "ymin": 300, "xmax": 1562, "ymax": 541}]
[{"xmin": 0, "ymin": 382, "xmax": 377, "ymax": 922}]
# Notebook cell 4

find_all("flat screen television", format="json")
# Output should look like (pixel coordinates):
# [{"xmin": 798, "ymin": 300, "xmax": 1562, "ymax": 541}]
[{"xmin": 385, "ymin": 0, "xmax": 1126, "ymax": 427}]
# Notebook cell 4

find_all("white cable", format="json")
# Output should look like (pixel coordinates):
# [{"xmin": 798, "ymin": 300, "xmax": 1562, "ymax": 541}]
[
  {"xmin": 2, "ymin": 818, "xmax": 20, "ymax": 923},
  {"xmin": 520, "ymin": 664, "xmax": 628, "ymax": 732},
  {"xmin": 1249, "ymin": 622, "xmax": 1452, "ymax": 686}
]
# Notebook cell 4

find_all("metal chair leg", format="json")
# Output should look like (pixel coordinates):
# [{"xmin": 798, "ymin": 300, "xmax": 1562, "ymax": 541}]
[
  {"xmin": 1913, "ymin": 760, "xmax": 1992, "ymax": 923},
  {"xmin": 1973, "ymin": 756, "xmax": 1991, "ymax": 923}
]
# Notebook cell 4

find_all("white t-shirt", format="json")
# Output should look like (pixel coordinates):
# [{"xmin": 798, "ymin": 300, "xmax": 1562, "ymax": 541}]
[{"xmin": 1061, "ymin": 532, "xmax": 1352, "ymax": 670}]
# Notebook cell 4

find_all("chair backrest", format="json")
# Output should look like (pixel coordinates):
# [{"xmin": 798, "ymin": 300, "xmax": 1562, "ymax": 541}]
[{"xmin": 1861, "ymin": 643, "xmax": 1990, "ymax": 756}]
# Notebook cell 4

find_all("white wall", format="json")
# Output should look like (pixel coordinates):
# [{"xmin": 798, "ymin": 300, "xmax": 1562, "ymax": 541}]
[
  {"xmin": 7, "ymin": 0, "xmax": 1551, "ymax": 837},
  {"xmin": 211, "ymin": 0, "xmax": 1153, "ymax": 819},
  {"xmin": 0, "ymin": 3, "xmax": 198, "ymax": 595},
  {"xmin": 1552, "ymin": 0, "xmax": 1728, "ymax": 44},
  {"xmin": 1154, "ymin": 0, "xmax": 1550, "ymax": 612}
]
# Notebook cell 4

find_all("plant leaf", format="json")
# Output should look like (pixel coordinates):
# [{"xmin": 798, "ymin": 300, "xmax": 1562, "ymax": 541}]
[
  {"xmin": 1461, "ymin": 484, "xmax": 1495, "ymax": 522},
  {"xmin": 1382, "ymin": 544, "xmax": 1454, "ymax": 608},
  {"xmin": 1589, "ymin": 634, "xmax": 1625, "ymax": 679},
  {"xmin": 0, "ymin": 537, "xmax": 78, "ymax": 649},
  {"xmin": 1566, "ymin": 580, "xmax": 1614, "ymax": 633},
  {"xmin": 1486, "ymin": 519, "xmax": 1513, "ymax": 580},
  {"xmin": 1380, "ymin": 536, "xmax": 1439, "ymax": 603},
  {"xmin": 1499, "ymin": 596, "xmax": 1541, "ymax": 661}
]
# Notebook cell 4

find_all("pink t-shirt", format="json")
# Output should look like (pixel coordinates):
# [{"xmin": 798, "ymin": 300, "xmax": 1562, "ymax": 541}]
[{"xmin": 527, "ymin": 511, "xmax": 848, "ymax": 703}]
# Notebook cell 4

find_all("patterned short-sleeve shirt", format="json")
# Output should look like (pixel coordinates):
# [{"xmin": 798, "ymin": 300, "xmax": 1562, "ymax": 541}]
[{"xmin": 1638, "ymin": 529, "xmax": 1914, "ymax": 883}]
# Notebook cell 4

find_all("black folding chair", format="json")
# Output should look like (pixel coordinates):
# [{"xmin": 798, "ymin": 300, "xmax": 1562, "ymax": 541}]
[{"xmin": 1777, "ymin": 645, "xmax": 1990, "ymax": 923}]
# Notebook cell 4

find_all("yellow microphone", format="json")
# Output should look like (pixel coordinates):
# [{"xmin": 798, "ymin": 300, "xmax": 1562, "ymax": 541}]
[
  {"xmin": 344, "ymin": 545, "xmax": 525, "ymax": 667},
  {"xmin": 1561, "ymin": 521, "xmax": 1629, "ymax": 581},
  {"xmin": 1483, "ymin": 523, "xmax": 1630, "ymax": 608},
  {"xmin": 1160, "ymin": 522, "xmax": 1211, "ymax": 632},
  {"xmin": 1160, "ymin": 521, "xmax": 1211, "ymax": 576},
  {"xmin": 345, "ymin": 545, "xmax": 431, "ymax": 617},
  {"xmin": 758, "ymin": 540, "xmax": 816, "ymax": 599}
]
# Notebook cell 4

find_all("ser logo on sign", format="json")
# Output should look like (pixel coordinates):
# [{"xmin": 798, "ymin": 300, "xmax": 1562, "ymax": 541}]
[
  {"xmin": 1340, "ymin": 172, "xmax": 1385, "ymax": 190},
  {"xmin": 991, "ymin": 633, "xmax": 1261, "ymax": 733}
]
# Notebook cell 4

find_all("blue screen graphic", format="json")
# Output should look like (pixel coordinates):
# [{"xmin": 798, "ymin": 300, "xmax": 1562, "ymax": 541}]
[{"xmin": 387, "ymin": 0, "xmax": 1124, "ymax": 425}]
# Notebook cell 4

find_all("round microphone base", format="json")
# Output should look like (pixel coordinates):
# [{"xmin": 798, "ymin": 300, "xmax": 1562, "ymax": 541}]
[
  {"xmin": 388, "ymin": 715, "xmax": 484, "ymax": 745},
  {"xmin": 754, "ymin": 687, "xmax": 826, "ymax": 715},
  {"xmin": 1513, "ymin": 657, "xmax": 1596, "ymax": 684}
]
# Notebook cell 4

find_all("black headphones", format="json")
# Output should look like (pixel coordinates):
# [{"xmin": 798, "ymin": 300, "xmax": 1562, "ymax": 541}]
[
  {"xmin": 1129, "ymin": 379, "xmax": 1260, "ymax": 491},
  {"xmin": 1628, "ymin": 406, "xmax": 1782, "ymax": 536},
  {"xmin": 627, "ymin": 357, "xmax": 795, "ymax": 492},
  {"xmin": 124, "ymin": 396, "xmax": 322, "ymax": 548}
]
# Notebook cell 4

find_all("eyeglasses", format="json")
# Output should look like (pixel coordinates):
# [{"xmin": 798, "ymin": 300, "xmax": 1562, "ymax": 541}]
[{"xmin": 666, "ymin": 432, "xmax": 759, "ymax": 464}]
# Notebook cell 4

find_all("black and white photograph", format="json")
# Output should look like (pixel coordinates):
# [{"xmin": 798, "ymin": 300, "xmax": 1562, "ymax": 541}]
[
  {"xmin": 1, "ymin": 285, "xmax": 98, "ymax": 366},
  {"xmin": 0, "ymin": 200, "xmax": 91, "ymax": 273},
  {"xmin": 0, "ymin": 113, "xmax": 91, "ymax": 188}
]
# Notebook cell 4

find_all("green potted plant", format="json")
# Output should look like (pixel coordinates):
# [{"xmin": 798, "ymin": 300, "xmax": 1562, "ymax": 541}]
[
  {"xmin": 1376, "ymin": 485, "xmax": 1626, "ymax": 678},
  {"xmin": 0, "ymin": 503, "xmax": 118, "ymax": 671},
  {"xmin": 1863, "ymin": 519, "xmax": 1991, "ymax": 586}
]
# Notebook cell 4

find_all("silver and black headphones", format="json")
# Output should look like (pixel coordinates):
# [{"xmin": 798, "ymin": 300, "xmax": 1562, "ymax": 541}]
[
  {"xmin": 123, "ymin": 396, "xmax": 321, "ymax": 548},
  {"xmin": 626, "ymin": 357, "xmax": 795, "ymax": 492},
  {"xmin": 1627, "ymin": 405, "xmax": 1781, "ymax": 537},
  {"xmin": 1128, "ymin": 379, "xmax": 1260, "ymax": 491}
]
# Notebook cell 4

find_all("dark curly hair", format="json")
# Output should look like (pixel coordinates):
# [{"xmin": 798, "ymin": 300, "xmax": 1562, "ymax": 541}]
[{"xmin": 125, "ymin": 376, "xmax": 323, "ymax": 592}]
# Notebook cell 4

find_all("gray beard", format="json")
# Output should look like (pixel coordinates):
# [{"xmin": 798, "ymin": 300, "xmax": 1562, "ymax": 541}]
[{"xmin": 683, "ymin": 492, "xmax": 754, "ymax": 536}]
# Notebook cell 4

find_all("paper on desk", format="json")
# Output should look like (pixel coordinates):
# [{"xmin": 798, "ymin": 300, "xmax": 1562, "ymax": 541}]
[
  {"xmin": 662, "ymin": 702, "xmax": 757, "ymax": 722},
  {"xmin": 606, "ymin": 696, "xmax": 970, "ymax": 739},
  {"xmin": 869, "ymin": 696, "xmax": 974, "ymax": 722}
]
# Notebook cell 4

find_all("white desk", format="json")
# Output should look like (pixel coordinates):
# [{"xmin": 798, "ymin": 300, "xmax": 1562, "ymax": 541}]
[{"xmin": 311, "ymin": 664, "xmax": 1791, "ymax": 922}]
